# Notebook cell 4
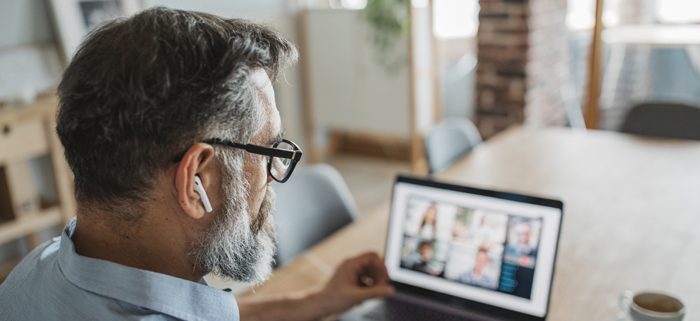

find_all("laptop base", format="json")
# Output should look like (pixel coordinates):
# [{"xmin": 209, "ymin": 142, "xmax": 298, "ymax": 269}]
[{"xmin": 339, "ymin": 292, "xmax": 498, "ymax": 321}]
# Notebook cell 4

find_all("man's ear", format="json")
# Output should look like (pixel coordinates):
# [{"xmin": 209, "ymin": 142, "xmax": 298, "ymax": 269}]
[{"xmin": 174, "ymin": 143, "xmax": 216, "ymax": 219}]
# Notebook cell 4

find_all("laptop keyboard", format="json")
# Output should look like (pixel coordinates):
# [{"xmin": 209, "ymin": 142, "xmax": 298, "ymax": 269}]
[{"xmin": 362, "ymin": 299, "xmax": 479, "ymax": 321}]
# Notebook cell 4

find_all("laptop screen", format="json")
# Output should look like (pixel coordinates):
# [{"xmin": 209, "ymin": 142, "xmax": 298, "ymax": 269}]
[{"xmin": 385, "ymin": 177, "xmax": 563, "ymax": 318}]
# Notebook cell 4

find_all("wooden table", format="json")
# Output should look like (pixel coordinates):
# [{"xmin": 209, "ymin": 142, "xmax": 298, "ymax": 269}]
[{"xmin": 242, "ymin": 127, "xmax": 700, "ymax": 320}]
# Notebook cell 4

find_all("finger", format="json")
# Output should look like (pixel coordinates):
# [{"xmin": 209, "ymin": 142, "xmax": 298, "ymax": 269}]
[
  {"xmin": 344, "ymin": 252, "xmax": 380, "ymax": 274},
  {"xmin": 343, "ymin": 252, "xmax": 391, "ymax": 289},
  {"xmin": 350, "ymin": 252, "xmax": 383, "ymax": 270},
  {"xmin": 354, "ymin": 284, "xmax": 395, "ymax": 301},
  {"xmin": 369, "ymin": 254, "xmax": 390, "ymax": 282},
  {"xmin": 360, "ymin": 275, "xmax": 376, "ymax": 287},
  {"xmin": 350, "ymin": 252, "xmax": 381, "ymax": 266},
  {"xmin": 341, "ymin": 252, "xmax": 376, "ymax": 271},
  {"xmin": 360, "ymin": 254, "xmax": 390, "ymax": 285}
]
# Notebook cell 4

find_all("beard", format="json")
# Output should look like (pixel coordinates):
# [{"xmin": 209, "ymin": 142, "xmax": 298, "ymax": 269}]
[{"xmin": 190, "ymin": 152, "xmax": 277, "ymax": 284}]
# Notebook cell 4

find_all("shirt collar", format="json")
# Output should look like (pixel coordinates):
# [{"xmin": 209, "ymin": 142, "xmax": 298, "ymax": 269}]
[{"xmin": 58, "ymin": 218, "xmax": 239, "ymax": 321}]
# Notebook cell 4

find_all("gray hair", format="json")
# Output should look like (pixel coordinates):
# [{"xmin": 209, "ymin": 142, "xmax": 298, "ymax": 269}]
[
  {"xmin": 56, "ymin": 7, "xmax": 297, "ymax": 217},
  {"xmin": 189, "ymin": 148, "xmax": 277, "ymax": 282}
]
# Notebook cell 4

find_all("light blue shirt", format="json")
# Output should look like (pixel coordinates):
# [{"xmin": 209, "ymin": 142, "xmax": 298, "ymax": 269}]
[{"xmin": 0, "ymin": 219, "xmax": 239, "ymax": 321}]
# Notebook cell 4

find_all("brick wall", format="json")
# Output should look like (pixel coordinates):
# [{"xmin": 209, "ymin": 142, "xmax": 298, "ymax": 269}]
[{"xmin": 475, "ymin": 0, "xmax": 570, "ymax": 138}]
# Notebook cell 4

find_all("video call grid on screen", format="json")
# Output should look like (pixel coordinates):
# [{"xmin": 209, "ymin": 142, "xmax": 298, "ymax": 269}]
[
  {"xmin": 385, "ymin": 181, "xmax": 562, "ymax": 317},
  {"xmin": 397, "ymin": 195, "xmax": 543, "ymax": 297}
]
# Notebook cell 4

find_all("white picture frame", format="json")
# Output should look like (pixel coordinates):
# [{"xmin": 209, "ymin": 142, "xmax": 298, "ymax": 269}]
[{"xmin": 49, "ymin": 0, "xmax": 142, "ymax": 63}]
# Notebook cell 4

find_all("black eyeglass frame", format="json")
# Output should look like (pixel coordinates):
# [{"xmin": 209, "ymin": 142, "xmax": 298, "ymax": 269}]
[
  {"xmin": 172, "ymin": 138, "xmax": 303, "ymax": 183},
  {"xmin": 204, "ymin": 138, "xmax": 302, "ymax": 183}
]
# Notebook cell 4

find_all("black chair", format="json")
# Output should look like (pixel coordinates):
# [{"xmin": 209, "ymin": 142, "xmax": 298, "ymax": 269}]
[{"xmin": 620, "ymin": 102, "xmax": 700, "ymax": 141}]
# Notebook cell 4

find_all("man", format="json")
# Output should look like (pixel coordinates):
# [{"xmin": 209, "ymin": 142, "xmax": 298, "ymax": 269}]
[
  {"xmin": 458, "ymin": 247, "xmax": 497, "ymax": 289},
  {"xmin": 515, "ymin": 223, "xmax": 536, "ymax": 254},
  {"xmin": 0, "ymin": 7, "xmax": 393, "ymax": 321},
  {"xmin": 507, "ymin": 221, "xmax": 538, "ymax": 259}
]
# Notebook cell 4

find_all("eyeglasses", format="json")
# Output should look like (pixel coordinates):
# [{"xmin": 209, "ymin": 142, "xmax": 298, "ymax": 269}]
[{"xmin": 174, "ymin": 138, "xmax": 303, "ymax": 183}]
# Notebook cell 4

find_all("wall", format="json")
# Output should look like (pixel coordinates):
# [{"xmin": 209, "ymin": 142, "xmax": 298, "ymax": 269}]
[
  {"xmin": 0, "ymin": 0, "xmax": 62, "ymax": 102},
  {"xmin": 144, "ymin": 0, "xmax": 292, "ymax": 17},
  {"xmin": 304, "ymin": 9, "xmax": 411, "ymax": 139},
  {"xmin": 0, "ymin": 0, "xmax": 52, "ymax": 47},
  {"xmin": 525, "ymin": 0, "xmax": 570, "ymax": 128},
  {"xmin": 475, "ymin": 0, "xmax": 570, "ymax": 138}
]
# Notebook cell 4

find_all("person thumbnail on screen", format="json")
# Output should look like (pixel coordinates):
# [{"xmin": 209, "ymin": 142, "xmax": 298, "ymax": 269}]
[
  {"xmin": 457, "ymin": 245, "xmax": 498, "ymax": 289},
  {"xmin": 504, "ymin": 218, "xmax": 542, "ymax": 269},
  {"xmin": 400, "ymin": 238, "xmax": 445, "ymax": 276},
  {"xmin": 403, "ymin": 197, "xmax": 456, "ymax": 242},
  {"xmin": 418, "ymin": 203, "xmax": 438, "ymax": 239}
]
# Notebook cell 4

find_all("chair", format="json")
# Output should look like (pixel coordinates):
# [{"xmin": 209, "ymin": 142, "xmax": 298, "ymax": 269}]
[
  {"xmin": 424, "ymin": 118, "xmax": 482, "ymax": 174},
  {"xmin": 619, "ymin": 102, "xmax": 700, "ymax": 140},
  {"xmin": 272, "ymin": 164, "xmax": 358, "ymax": 266}
]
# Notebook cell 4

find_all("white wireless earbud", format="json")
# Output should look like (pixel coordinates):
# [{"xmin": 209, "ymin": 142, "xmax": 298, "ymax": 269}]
[{"xmin": 193, "ymin": 175, "xmax": 213, "ymax": 213}]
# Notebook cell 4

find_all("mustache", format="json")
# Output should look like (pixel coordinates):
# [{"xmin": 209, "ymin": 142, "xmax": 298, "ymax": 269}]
[{"xmin": 251, "ymin": 187, "xmax": 275, "ymax": 234}]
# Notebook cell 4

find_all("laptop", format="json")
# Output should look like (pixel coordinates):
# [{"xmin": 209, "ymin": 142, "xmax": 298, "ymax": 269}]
[{"xmin": 340, "ymin": 176, "xmax": 563, "ymax": 321}]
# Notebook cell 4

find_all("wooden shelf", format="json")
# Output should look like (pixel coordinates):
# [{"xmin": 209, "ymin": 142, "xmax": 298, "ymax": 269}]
[
  {"xmin": 0, "ymin": 94, "xmax": 74, "ymax": 279},
  {"xmin": 0, "ymin": 95, "xmax": 57, "ymax": 124},
  {"xmin": 0, "ymin": 207, "xmax": 62, "ymax": 244}
]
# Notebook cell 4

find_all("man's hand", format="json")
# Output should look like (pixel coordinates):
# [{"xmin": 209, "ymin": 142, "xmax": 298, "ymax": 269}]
[
  {"xmin": 238, "ymin": 252, "xmax": 394, "ymax": 321},
  {"xmin": 316, "ymin": 252, "xmax": 395, "ymax": 315}
]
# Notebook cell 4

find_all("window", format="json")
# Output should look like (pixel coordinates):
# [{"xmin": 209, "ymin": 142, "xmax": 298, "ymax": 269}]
[
  {"xmin": 433, "ymin": 0, "xmax": 479, "ymax": 39},
  {"xmin": 656, "ymin": 0, "xmax": 700, "ymax": 24},
  {"xmin": 566, "ymin": 0, "xmax": 620, "ymax": 30},
  {"xmin": 567, "ymin": 0, "xmax": 700, "ymax": 30}
]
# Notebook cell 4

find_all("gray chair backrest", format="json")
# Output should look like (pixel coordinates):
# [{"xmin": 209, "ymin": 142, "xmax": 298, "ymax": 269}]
[
  {"xmin": 620, "ymin": 102, "xmax": 700, "ymax": 141},
  {"xmin": 272, "ymin": 164, "xmax": 358, "ymax": 266},
  {"xmin": 425, "ymin": 118, "xmax": 482, "ymax": 174}
]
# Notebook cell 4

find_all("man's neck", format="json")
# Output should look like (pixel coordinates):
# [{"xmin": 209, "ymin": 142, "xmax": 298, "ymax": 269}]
[{"xmin": 72, "ymin": 209, "xmax": 205, "ymax": 282}]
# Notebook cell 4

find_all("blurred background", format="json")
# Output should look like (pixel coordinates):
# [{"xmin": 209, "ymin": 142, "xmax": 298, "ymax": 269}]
[{"xmin": 1, "ymin": 0, "xmax": 699, "ymax": 282}]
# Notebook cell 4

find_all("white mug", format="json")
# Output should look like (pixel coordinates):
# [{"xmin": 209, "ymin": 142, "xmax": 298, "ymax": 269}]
[{"xmin": 620, "ymin": 290, "xmax": 685, "ymax": 321}]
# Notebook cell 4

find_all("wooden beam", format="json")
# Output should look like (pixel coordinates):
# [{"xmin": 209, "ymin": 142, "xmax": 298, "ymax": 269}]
[
  {"xmin": 408, "ymin": 0, "xmax": 432, "ymax": 174},
  {"xmin": 296, "ymin": 10, "xmax": 320, "ymax": 164},
  {"xmin": 429, "ymin": 0, "xmax": 441, "ymax": 124},
  {"xmin": 408, "ymin": 1, "xmax": 421, "ymax": 173},
  {"xmin": 584, "ymin": 0, "xmax": 605, "ymax": 129}
]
